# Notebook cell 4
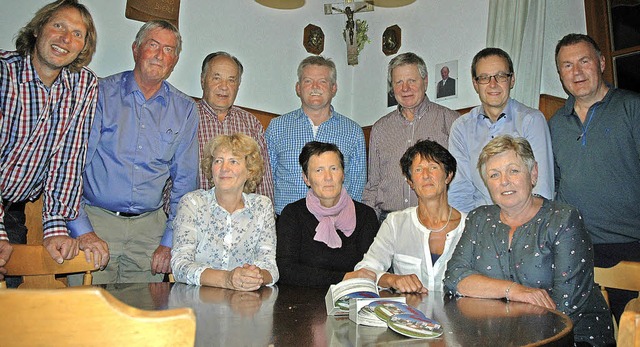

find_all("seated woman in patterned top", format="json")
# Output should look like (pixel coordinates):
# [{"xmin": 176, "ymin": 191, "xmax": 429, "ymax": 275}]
[
  {"xmin": 444, "ymin": 135, "xmax": 614, "ymax": 346},
  {"xmin": 276, "ymin": 141, "xmax": 379, "ymax": 287},
  {"xmin": 171, "ymin": 133, "xmax": 278, "ymax": 291}
]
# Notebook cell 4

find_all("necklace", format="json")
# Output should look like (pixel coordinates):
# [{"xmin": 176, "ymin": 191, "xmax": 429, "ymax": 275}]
[{"xmin": 420, "ymin": 206, "xmax": 453, "ymax": 233}]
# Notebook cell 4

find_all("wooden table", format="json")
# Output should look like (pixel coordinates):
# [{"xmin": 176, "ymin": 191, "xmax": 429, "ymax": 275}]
[{"xmin": 100, "ymin": 282, "xmax": 573, "ymax": 346}]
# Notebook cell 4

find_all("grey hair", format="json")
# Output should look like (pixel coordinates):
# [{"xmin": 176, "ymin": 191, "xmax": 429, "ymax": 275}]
[
  {"xmin": 297, "ymin": 55, "xmax": 337, "ymax": 86},
  {"xmin": 201, "ymin": 51, "xmax": 244, "ymax": 83},
  {"xmin": 133, "ymin": 20, "xmax": 182, "ymax": 56},
  {"xmin": 387, "ymin": 52, "xmax": 428, "ymax": 92},
  {"xmin": 477, "ymin": 135, "xmax": 536, "ymax": 184}
]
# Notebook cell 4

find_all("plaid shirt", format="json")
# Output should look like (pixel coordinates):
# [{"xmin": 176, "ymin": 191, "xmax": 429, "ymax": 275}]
[
  {"xmin": 0, "ymin": 50, "xmax": 98, "ymax": 241},
  {"xmin": 197, "ymin": 100, "xmax": 274, "ymax": 201},
  {"xmin": 362, "ymin": 96, "xmax": 458, "ymax": 216},
  {"xmin": 265, "ymin": 107, "xmax": 366, "ymax": 215}
]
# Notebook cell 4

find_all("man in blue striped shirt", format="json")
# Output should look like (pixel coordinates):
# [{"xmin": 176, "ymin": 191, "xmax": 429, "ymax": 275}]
[{"xmin": 266, "ymin": 56, "xmax": 366, "ymax": 215}]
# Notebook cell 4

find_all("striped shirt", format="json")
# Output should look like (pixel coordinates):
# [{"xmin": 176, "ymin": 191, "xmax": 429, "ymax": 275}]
[
  {"xmin": 0, "ymin": 50, "xmax": 98, "ymax": 240},
  {"xmin": 362, "ymin": 96, "xmax": 458, "ymax": 216},
  {"xmin": 265, "ymin": 107, "xmax": 366, "ymax": 214},
  {"xmin": 197, "ymin": 100, "xmax": 274, "ymax": 201}
]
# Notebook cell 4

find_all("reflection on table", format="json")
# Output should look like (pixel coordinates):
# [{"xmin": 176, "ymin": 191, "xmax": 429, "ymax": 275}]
[{"xmin": 99, "ymin": 283, "xmax": 573, "ymax": 346}]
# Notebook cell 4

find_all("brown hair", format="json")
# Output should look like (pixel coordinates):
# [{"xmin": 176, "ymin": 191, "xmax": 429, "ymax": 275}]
[{"xmin": 15, "ymin": 0, "xmax": 97, "ymax": 73}]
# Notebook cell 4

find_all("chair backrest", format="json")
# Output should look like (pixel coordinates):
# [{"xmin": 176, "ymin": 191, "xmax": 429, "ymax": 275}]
[
  {"xmin": 0, "ymin": 287, "xmax": 196, "ymax": 346},
  {"xmin": 0, "ymin": 244, "xmax": 97, "ymax": 289},
  {"xmin": 619, "ymin": 298, "xmax": 640, "ymax": 346},
  {"xmin": 594, "ymin": 261, "xmax": 640, "ymax": 306}
]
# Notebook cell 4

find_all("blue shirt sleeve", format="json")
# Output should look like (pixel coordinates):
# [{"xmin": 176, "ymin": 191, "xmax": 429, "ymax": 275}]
[
  {"xmin": 163, "ymin": 101, "xmax": 199, "ymax": 247},
  {"xmin": 447, "ymin": 118, "xmax": 478, "ymax": 213},
  {"xmin": 344, "ymin": 127, "xmax": 367, "ymax": 202}
]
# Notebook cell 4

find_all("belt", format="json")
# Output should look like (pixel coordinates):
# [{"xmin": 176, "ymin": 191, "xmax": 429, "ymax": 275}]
[{"xmin": 110, "ymin": 210, "xmax": 142, "ymax": 218}]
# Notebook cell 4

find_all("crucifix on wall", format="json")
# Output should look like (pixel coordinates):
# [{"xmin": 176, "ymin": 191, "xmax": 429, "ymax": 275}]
[{"xmin": 324, "ymin": 1, "xmax": 373, "ymax": 65}]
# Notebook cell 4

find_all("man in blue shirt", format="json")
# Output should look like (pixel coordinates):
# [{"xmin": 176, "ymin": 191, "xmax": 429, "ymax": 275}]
[
  {"xmin": 448, "ymin": 48, "xmax": 554, "ymax": 213},
  {"xmin": 266, "ymin": 56, "xmax": 366, "ymax": 215},
  {"xmin": 66, "ymin": 20, "xmax": 198, "ymax": 284}
]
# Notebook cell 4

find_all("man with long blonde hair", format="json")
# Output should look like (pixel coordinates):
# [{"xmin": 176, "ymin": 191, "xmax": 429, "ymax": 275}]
[{"xmin": 0, "ymin": 0, "xmax": 99, "ymax": 287}]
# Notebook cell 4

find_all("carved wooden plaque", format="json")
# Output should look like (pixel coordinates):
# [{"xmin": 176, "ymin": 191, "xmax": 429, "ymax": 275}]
[
  {"xmin": 125, "ymin": 0, "xmax": 180, "ymax": 28},
  {"xmin": 382, "ymin": 25, "xmax": 401, "ymax": 56},
  {"xmin": 303, "ymin": 24, "xmax": 324, "ymax": 55}
]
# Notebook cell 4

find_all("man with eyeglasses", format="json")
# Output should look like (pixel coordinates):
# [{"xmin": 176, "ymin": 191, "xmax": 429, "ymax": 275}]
[{"xmin": 447, "ymin": 48, "xmax": 554, "ymax": 213}]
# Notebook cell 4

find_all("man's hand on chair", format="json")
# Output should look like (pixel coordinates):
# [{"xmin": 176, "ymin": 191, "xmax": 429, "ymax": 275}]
[
  {"xmin": 77, "ymin": 232, "xmax": 110, "ymax": 269},
  {"xmin": 43, "ymin": 235, "xmax": 79, "ymax": 264},
  {"xmin": 0, "ymin": 240, "xmax": 13, "ymax": 280}
]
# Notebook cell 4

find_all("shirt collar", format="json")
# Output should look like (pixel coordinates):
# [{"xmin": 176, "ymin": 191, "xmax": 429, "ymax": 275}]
[
  {"xmin": 562, "ymin": 84, "xmax": 615, "ymax": 118},
  {"xmin": 199, "ymin": 99, "xmax": 219, "ymax": 121},
  {"xmin": 19, "ymin": 54, "xmax": 72, "ymax": 90},
  {"xmin": 199, "ymin": 99, "xmax": 238, "ymax": 122},
  {"xmin": 397, "ymin": 94, "xmax": 429, "ymax": 121},
  {"xmin": 210, "ymin": 188, "xmax": 254, "ymax": 217},
  {"xmin": 122, "ymin": 70, "xmax": 168, "ymax": 106},
  {"xmin": 294, "ymin": 105, "xmax": 335, "ymax": 122},
  {"xmin": 477, "ymin": 98, "xmax": 513, "ymax": 123}
]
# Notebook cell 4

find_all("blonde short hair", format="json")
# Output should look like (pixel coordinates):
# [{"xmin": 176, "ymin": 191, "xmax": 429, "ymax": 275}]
[
  {"xmin": 201, "ymin": 134, "xmax": 264, "ymax": 193},
  {"xmin": 477, "ymin": 135, "xmax": 536, "ymax": 184}
]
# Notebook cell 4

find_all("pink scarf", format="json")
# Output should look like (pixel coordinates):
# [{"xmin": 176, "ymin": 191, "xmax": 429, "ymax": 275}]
[{"xmin": 306, "ymin": 187, "xmax": 356, "ymax": 248}]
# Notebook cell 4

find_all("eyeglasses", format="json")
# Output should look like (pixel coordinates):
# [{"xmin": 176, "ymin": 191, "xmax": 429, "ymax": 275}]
[{"xmin": 474, "ymin": 73, "xmax": 513, "ymax": 84}]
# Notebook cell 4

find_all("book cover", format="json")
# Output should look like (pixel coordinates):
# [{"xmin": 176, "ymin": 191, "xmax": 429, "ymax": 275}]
[
  {"xmin": 371, "ymin": 300, "xmax": 426, "ymax": 322},
  {"xmin": 387, "ymin": 314, "xmax": 443, "ymax": 339},
  {"xmin": 325, "ymin": 278, "xmax": 379, "ymax": 315}
]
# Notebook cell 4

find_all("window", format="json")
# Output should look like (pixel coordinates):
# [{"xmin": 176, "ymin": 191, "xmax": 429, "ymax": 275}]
[{"xmin": 585, "ymin": 0, "xmax": 640, "ymax": 93}]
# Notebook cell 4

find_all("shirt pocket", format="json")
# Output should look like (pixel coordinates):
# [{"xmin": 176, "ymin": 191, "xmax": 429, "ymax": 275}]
[
  {"xmin": 393, "ymin": 253, "xmax": 422, "ymax": 276},
  {"xmin": 152, "ymin": 129, "xmax": 179, "ymax": 163}
]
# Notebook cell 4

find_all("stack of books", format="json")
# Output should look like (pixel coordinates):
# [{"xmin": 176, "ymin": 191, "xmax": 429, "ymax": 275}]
[{"xmin": 325, "ymin": 278, "xmax": 443, "ymax": 339}]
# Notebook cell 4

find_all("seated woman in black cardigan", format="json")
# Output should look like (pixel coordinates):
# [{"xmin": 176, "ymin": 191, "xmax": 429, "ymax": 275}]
[{"xmin": 276, "ymin": 141, "xmax": 379, "ymax": 287}]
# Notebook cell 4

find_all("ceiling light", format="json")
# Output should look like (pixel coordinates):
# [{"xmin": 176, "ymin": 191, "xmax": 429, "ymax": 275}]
[
  {"xmin": 367, "ymin": 0, "xmax": 415, "ymax": 8},
  {"xmin": 255, "ymin": 0, "xmax": 305, "ymax": 9}
]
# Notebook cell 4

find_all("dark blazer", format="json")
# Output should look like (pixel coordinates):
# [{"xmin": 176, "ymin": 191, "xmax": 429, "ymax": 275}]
[{"xmin": 437, "ymin": 78, "xmax": 456, "ymax": 98}]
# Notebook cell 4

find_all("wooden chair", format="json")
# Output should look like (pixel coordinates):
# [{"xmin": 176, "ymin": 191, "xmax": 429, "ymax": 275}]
[
  {"xmin": 0, "ymin": 244, "xmax": 97, "ymax": 289},
  {"xmin": 619, "ymin": 298, "xmax": 640, "ymax": 347},
  {"xmin": 594, "ymin": 261, "xmax": 640, "ymax": 306},
  {"xmin": 0, "ymin": 287, "xmax": 196, "ymax": 346}
]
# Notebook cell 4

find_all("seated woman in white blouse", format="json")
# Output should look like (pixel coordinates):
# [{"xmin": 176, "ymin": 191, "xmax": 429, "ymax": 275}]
[
  {"xmin": 171, "ymin": 133, "xmax": 278, "ymax": 291},
  {"xmin": 344, "ymin": 140, "xmax": 465, "ymax": 293}
]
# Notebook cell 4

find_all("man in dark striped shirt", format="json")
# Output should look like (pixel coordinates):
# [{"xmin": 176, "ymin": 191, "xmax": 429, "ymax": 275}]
[{"xmin": 0, "ymin": 0, "xmax": 99, "ymax": 285}]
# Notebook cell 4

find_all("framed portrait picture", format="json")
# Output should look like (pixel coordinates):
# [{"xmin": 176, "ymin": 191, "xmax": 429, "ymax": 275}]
[{"xmin": 435, "ymin": 60, "xmax": 458, "ymax": 99}]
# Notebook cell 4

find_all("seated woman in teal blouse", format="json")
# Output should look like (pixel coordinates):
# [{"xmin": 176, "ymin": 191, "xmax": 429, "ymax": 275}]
[
  {"xmin": 171, "ymin": 133, "xmax": 278, "ymax": 291},
  {"xmin": 444, "ymin": 135, "xmax": 614, "ymax": 346}
]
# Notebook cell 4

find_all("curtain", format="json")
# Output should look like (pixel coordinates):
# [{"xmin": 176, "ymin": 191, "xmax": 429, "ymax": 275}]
[{"xmin": 486, "ymin": 0, "xmax": 546, "ymax": 108}]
